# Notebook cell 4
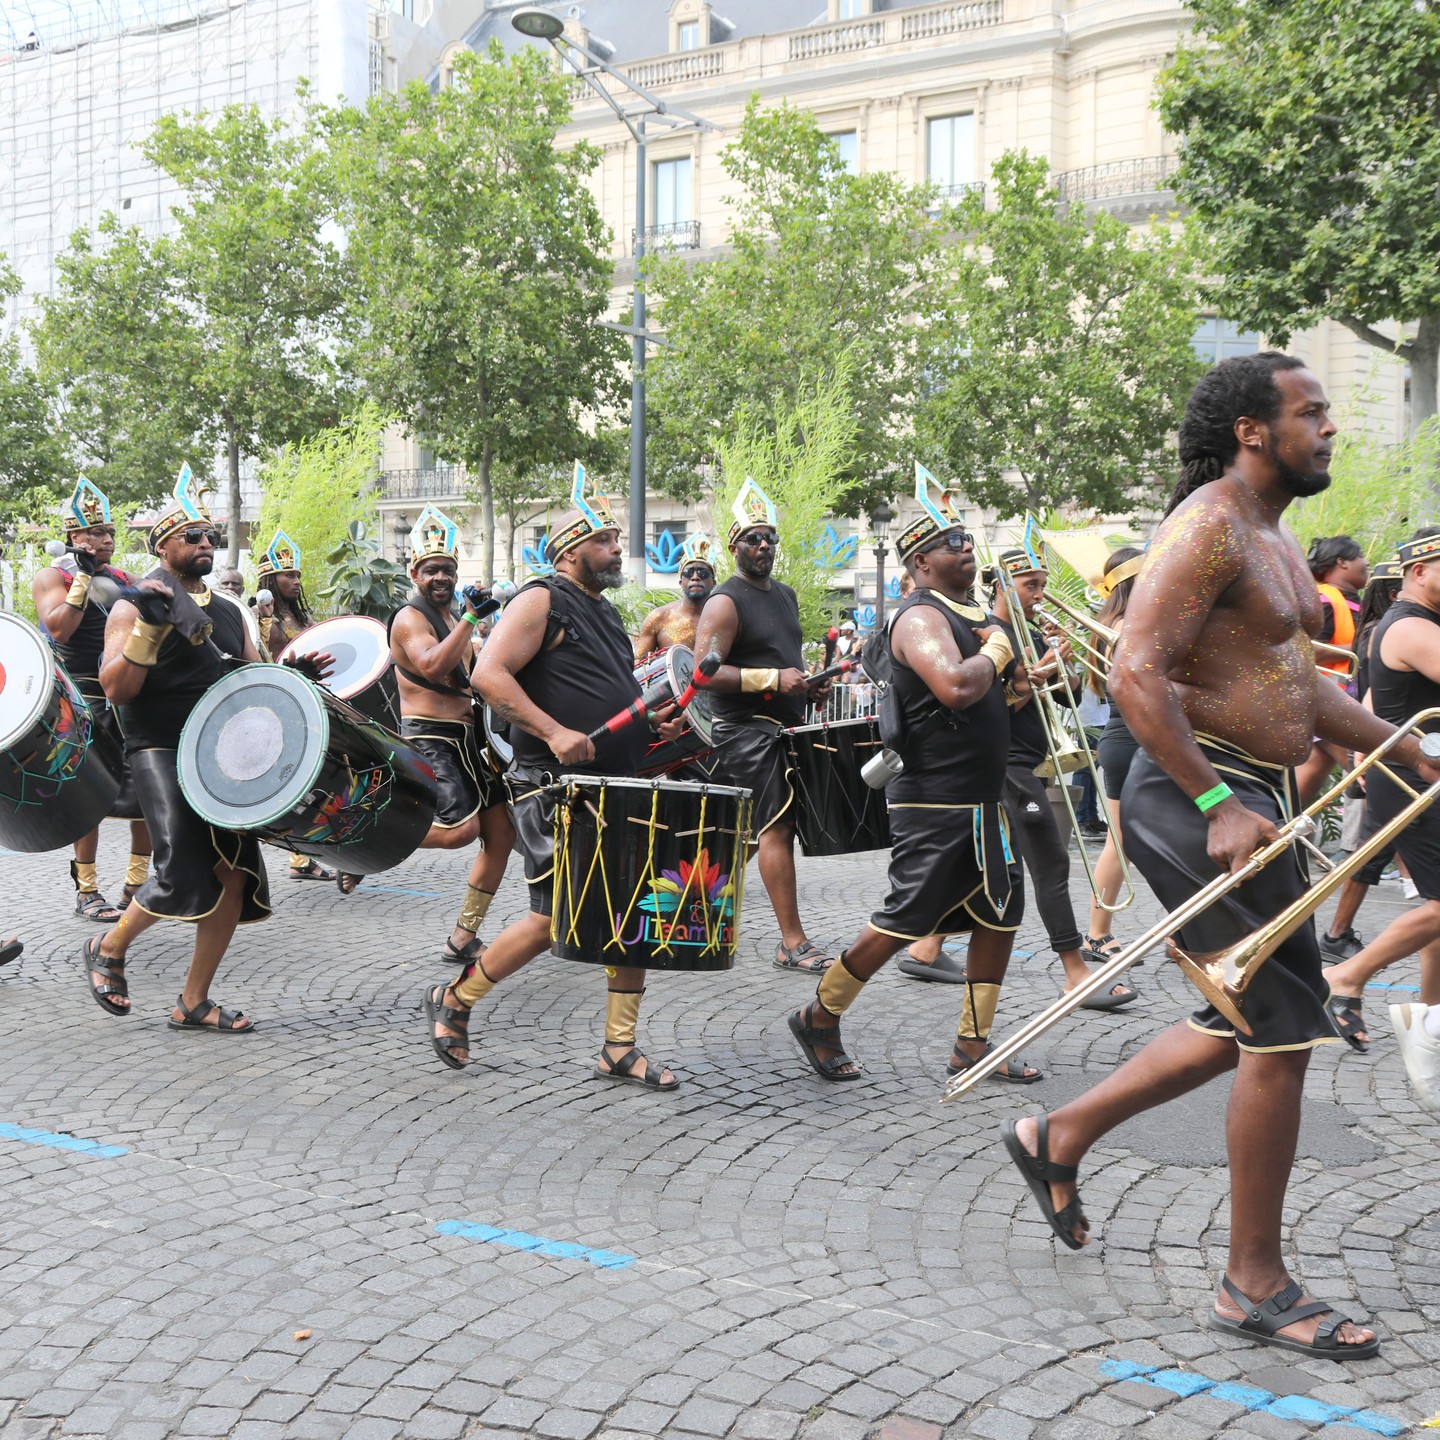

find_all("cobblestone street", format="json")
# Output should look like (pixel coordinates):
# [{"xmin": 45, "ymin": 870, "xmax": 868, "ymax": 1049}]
[{"xmin": 2, "ymin": 830, "xmax": 1437, "ymax": 1440}]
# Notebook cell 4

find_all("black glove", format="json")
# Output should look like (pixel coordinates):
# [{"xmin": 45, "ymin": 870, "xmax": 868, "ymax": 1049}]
[
  {"xmin": 133, "ymin": 587, "xmax": 174, "ymax": 626},
  {"xmin": 462, "ymin": 584, "xmax": 500, "ymax": 620},
  {"xmin": 286, "ymin": 653, "xmax": 323, "ymax": 681},
  {"xmin": 71, "ymin": 547, "xmax": 99, "ymax": 577}
]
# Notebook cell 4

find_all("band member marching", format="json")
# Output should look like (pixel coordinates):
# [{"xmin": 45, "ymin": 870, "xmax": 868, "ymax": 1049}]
[
  {"xmin": 786, "ymin": 465, "xmax": 1035, "ymax": 1082},
  {"xmin": 31, "ymin": 479, "xmax": 152, "ymax": 921},
  {"xmin": 82, "ymin": 466, "xmax": 331, "ymax": 1032},
  {"xmin": 693, "ymin": 480, "xmax": 835, "ymax": 974},
  {"xmin": 1001, "ymin": 354, "xmax": 1440, "ymax": 1359},
  {"xmin": 633, "ymin": 533, "xmax": 718, "ymax": 659},
  {"xmin": 424, "ymin": 465, "xmax": 681, "ymax": 1088},
  {"xmin": 382, "ymin": 506, "xmax": 515, "ymax": 965}
]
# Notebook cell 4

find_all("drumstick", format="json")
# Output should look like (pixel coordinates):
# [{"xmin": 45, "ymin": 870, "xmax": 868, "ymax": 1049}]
[
  {"xmin": 807, "ymin": 656, "xmax": 860, "ymax": 686},
  {"xmin": 822, "ymin": 626, "xmax": 838, "ymax": 670},
  {"xmin": 585, "ymin": 653, "xmax": 723, "ymax": 745}
]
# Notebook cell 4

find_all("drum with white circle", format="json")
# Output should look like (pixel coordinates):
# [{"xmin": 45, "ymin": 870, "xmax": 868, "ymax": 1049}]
[
  {"xmin": 177, "ymin": 665, "xmax": 437, "ymax": 874},
  {"xmin": 278, "ymin": 616, "xmax": 399, "ymax": 730},
  {"xmin": 0, "ymin": 612, "xmax": 121, "ymax": 851},
  {"xmin": 633, "ymin": 644, "xmax": 717, "ymax": 779}
]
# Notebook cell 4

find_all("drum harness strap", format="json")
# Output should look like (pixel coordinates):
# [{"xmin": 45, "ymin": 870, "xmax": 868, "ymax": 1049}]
[{"xmin": 388, "ymin": 599, "xmax": 473, "ymax": 699}]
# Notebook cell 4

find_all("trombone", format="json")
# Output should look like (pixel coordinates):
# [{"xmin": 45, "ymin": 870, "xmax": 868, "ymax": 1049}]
[
  {"xmin": 988, "ymin": 556, "xmax": 1135, "ymax": 916},
  {"xmin": 944, "ymin": 711, "xmax": 1440, "ymax": 1100}
]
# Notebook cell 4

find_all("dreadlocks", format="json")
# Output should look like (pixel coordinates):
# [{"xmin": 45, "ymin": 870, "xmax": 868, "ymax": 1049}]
[{"xmin": 1165, "ymin": 351, "xmax": 1308, "ymax": 516}]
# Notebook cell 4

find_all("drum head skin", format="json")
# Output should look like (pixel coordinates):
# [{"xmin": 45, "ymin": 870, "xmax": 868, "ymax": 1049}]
[
  {"xmin": 279, "ymin": 616, "xmax": 391, "ymax": 702},
  {"xmin": 0, "ymin": 613, "xmax": 58, "ymax": 749},
  {"xmin": 179, "ymin": 667, "xmax": 328, "ymax": 828}
]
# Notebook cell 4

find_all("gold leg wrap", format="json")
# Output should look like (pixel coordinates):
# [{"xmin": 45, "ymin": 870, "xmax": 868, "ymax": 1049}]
[
  {"xmin": 605, "ymin": 988, "xmax": 644, "ymax": 1046},
  {"xmin": 126, "ymin": 853, "xmax": 151, "ymax": 888},
  {"xmin": 816, "ymin": 955, "xmax": 866, "ymax": 1018},
  {"xmin": 457, "ymin": 885, "xmax": 494, "ymax": 935},
  {"xmin": 453, "ymin": 957, "xmax": 497, "ymax": 1009},
  {"xmin": 289, "ymin": 853, "xmax": 310, "ymax": 871},
  {"xmin": 958, "ymin": 982, "xmax": 1001, "ymax": 1043},
  {"xmin": 73, "ymin": 859, "xmax": 99, "ymax": 894}
]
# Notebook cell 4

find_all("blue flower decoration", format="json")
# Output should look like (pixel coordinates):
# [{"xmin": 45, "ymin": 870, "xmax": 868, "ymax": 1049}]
[
  {"xmin": 884, "ymin": 575, "xmax": 902, "ymax": 599},
  {"xmin": 854, "ymin": 604, "xmax": 878, "ymax": 631},
  {"xmin": 811, "ymin": 523, "xmax": 859, "ymax": 571},
  {"xmin": 523, "ymin": 535, "xmax": 554, "ymax": 576},
  {"xmin": 646, "ymin": 528, "xmax": 685, "ymax": 573}
]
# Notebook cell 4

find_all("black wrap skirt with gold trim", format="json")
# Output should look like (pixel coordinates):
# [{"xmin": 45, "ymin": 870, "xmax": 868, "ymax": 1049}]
[
  {"xmin": 1121, "ymin": 735, "xmax": 1340, "ymax": 1053},
  {"xmin": 712, "ymin": 718, "xmax": 792, "ymax": 836},
  {"xmin": 128, "ymin": 748, "xmax": 270, "ymax": 924},
  {"xmin": 505, "ymin": 766, "xmax": 560, "ymax": 917},
  {"xmin": 75, "ymin": 676, "xmax": 143, "ymax": 821},
  {"xmin": 398, "ymin": 715, "xmax": 502, "ymax": 828}
]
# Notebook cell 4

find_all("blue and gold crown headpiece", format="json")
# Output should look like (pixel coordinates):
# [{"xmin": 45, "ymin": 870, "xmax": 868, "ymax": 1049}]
[
  {"xmin": 409, "ymin": 505, "xmax": 459, "ymax": 566},
  {"xmin": 895, "ymin": 462, "xmax": 966, "ymax": 564},
  {"xmin": 257, "ymin": 528, "xmax": 301, "ymax": 578},
  {"xmin": 148, "ymin": 463, "xmax": 211, "ymax": 552},
  {"xmin": 727, "ymin": 478, "xmax": 778, "ymax": 547},
  {"xmin": 680, "ymin": 532, "xmax": 717, "ymax": 572},
  {"xmin": 63, "ymin": 477, "xmax": 111, "ymax": 533},
  {"xmin": 546, "ymin": 462, "xmax": 621, "ymax": 563}
]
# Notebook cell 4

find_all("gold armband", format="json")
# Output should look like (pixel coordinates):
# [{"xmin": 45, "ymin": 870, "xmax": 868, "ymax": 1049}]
[
  {"xmin": 258, "ymin": 616, "xmax": 274, "ymax": 648},
  {"xmin": 979, "ymin": 632, "xmax": 1014, "ymax": 674},
  {"xmin": 64, "ymin": 573, "xmax": 93, "ymax": 610},
  {"xmin": 740, "ymin": 667, "xmax": 781, "ymax": 693},
  {"xmin": 121, "ymin": 620, "xmax": 172, "ymax": 668}
]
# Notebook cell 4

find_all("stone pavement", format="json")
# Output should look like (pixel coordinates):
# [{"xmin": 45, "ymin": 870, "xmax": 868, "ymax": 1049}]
[{"xmin": 1, "ymin": 826, "xmax": 1438, "ymax": 1440}]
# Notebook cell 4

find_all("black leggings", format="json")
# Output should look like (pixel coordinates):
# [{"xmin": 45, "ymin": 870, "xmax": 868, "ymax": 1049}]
[{"xmin": 1002, "ymin": 763, "xmax": 1083, "ymax": 954}]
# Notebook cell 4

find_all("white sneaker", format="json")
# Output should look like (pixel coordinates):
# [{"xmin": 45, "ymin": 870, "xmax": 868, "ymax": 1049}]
[
  {"xmin": 1402, "ymin": 877, "xmax": 1420, "ymax": 900},
  {"xmin": 1390, "ymin": 1003, "xmax": 1440, "ymax": 1113}
]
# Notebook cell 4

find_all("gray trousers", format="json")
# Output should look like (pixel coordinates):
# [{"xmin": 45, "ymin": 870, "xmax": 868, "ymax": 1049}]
[{"xmin": 1003, "ymin": 763, "xmax": 1084, "ymax": 954}]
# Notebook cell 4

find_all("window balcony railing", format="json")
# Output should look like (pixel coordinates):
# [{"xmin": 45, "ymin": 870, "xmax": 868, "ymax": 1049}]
[
  {"xmin": 1054, "ymin": 156, "xmax": 1181, "ymax": 204},
  {"xmin": 632, "ymin": 220, "xmax": 702, "ymax": 256},
  {"xmin": 379, "ymin": 466, "xmax": 466, "ymax": 500}
]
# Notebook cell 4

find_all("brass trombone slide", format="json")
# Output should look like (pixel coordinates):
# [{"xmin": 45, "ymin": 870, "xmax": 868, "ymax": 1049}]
[{"xmin": 943, "ymin": 711, "xmax": 1440, "ymax": 1102}]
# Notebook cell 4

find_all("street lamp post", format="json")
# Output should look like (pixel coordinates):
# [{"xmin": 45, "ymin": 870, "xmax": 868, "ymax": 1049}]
[
  {"xmin": 870, "ymin": 498, "xmax": 894, "ymax": 626},
  {"xmin": 510, "ymin": 8, "xmax": 716, "ymax": 587}
]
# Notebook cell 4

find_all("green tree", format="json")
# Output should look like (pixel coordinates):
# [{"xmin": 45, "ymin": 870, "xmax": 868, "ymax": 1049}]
[
  {"xmin": 35, "ymin": 103, "xmax": 348, "ymax": 560},
  {"xmin": 645, "ymin": 98, "xmax": 946, "ymax": 513},
  {"xmin": 251, "ymin": 401, "xmax": 390, "ymax": 606},
  {"xmin": 325, "ymin": 44, "xmax": 626, "ymax": 583},
  {"xmin": 0, "ymin": 258, "xmax": 67, "ymax": 530},
  {"xmin": 1156, "ymin": 0, "xmax": 1440, "ymax": 433},
  {"xmin": 919, "ymin": 152, "xmax": 1202, "ymax": 519}
]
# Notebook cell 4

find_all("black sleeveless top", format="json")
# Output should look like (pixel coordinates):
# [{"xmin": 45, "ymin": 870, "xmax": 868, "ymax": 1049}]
[
  {"xmin": 889, "ymin": 591, "xmax": 1008, "ymax": 804},
  {"xmin": 509, "ymin": 575, "xmax": 646, "ymax": 776},
  {"xmin": 1368, "ymin": 599, "xmax": 1440, "ymax": 741},
  {"xmin": 710, "ymin": 575, "xmax": 805, "ymax": 726},
  {"xmin": 48, "ymin": 559, "xmax": 134, "ymax": 681},
  {"xmin": 990, "ymin": 614, "xmax": 1065, "ymax": 770},
  {"xmin": 119, "ymin": 573, "xmax": 249, "ymax": 751}
]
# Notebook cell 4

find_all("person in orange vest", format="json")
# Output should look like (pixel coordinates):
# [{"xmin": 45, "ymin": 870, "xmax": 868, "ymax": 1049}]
[{"xmin": 1295, "ymin": 535, "xmax": 1368, "ymax": 807}]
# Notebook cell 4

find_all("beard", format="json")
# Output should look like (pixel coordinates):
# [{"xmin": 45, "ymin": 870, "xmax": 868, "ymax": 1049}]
[
  {"xmin": 581, "ymin": 556, "xmax": 625, "ymax": 590},
  {"xmin": 737, "ymin": 549, "xmax": 774, "ymax": 580},
  {"xmin": 175, "ymin": 553, "xmax": 213, "ymax": 579},
  {"xmin": 1270, "ymin": 439, "xmax": 1332, "ymax": 498}
]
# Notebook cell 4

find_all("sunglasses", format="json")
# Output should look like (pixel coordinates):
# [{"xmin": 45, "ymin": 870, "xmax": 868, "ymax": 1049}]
[
  {"xmin": 737, "ymin": 531, "xmax": 778, "ymax": 548},
  {"xmin": 680, "ymin": 566, "xmax": 713, "ymax": 579},
  {"xmin": 181, "ymin": 527, "xmax": 220, "ymax": 545},
  {"xmin": 923, "ymin": 530, "xmax": 975, "ymax": 554}
]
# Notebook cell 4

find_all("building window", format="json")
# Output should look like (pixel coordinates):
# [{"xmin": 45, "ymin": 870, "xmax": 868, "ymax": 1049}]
[
  {"xmin": 1191, "ymin": 318, "xmax": 1261, "ymax": 366},
  {"xmin": 653, "ymin": 157, "xmax": 693, "ymax": 229},
  {"xmin": 678, "ymin": 20, "xmax": 700, "ymax": 50},
  {"xmin": 832, "ymin": 130, "xmax": 859, "ymax": 173},
  {"xmin": 927, "ymin": 113, "xmax": 976, "ymax": 194},
  {"xmin": 834, "ymin": 0, "xmax": 869, "ymax": 16}
]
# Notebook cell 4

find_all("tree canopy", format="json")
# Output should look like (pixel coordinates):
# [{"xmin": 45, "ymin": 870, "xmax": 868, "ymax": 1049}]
[
  {"xmin": 1156, "ymin": 0, "xmax": 1440, "ymax": 432},
  {"xmin": 0, "ymin": 258, "xmax": 66, "ymax": 532}
]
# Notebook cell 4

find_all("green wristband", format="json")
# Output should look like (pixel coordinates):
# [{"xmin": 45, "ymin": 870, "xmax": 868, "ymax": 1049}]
[
  {"xmin": 463, "ymin": 610, "xmax": 481, "ymax": 627},
  {"xmin": 1195, "ymin": 782, "xmax": 1233, "ymax": 813}
]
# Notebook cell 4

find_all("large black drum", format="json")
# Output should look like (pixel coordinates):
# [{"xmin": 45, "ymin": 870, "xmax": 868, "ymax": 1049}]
[
  {"xmin": 177, "ymin": 665, "xmax": 438, "ymax": 874},
  {"xmin": 550, "ymin": 775, "xmax": 751, "ymax": 972},
  {"xmin": 633, "ymin": 644, "xmax": 717, "ymax": 779},
  {"xmin": 278, "ymin": 616, "xmax": 399, "ymax": 730},
  {"xmin": 0, "ymin": 612, "xmax": 122, "ymax": 851},
  {"xmin": 785, "ymin": 717, "xmax": 892, "ymax": 856}
]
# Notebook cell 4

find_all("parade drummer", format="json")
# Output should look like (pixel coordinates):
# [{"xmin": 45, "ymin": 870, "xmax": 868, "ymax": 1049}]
[
  {"xmin": 31, "ymin": 478, "xmax": 152, "ymax": 922},
  {"xmin": 424, "ymin": 464, "xmax": 682, "ymax": 1089},
  {"xmin": 785, "ymin": 463, "xmax": 1034, "ymax": 1082},
  {"xmin": 379, "ymin": 505, "xmax": 515, "ymax": 967},
  {"xmin": 83, "ymin": 466, "xmax": 331, "ymax": 1033},
  {"xmin": 633, "ymin": 531, "xmax": 718, "ymax": 660},
  {"xmin": 252, "ymin": 530, "xmax": 334, "ymax": 883},
  {"xmin": 692, "ymin": 480, "xmax": 836, "ymax": 974}
]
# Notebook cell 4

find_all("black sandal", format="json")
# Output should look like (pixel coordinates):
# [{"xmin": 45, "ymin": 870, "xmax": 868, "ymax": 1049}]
[
  {"xmin": 119, "ymin": 883, "xmax": 142, "ymax": 907},
  {"xmin": 948, "ymin": 1041, "xmax": 1042, "ymax": 1083},
  {"xmin": 441, "ymin": 935, "xmax": 483, "ymax": 965},
  {"xmin": 1329, "ymin": 994, "xmax": 1369, "ymax": 1052},
  {"xmin": 81, "ymin": 935, "xmax": 129, "ymax": 1016},
  {"xmin": 1001, "ymin": 1113, "xmax": 1087, "ymax": 1250},
  {"xmin": 787, "ymin": 1005, "xmax": 863, "ymax": 1081},
  {"xmin": 1084, "ymin": 931, "xmax": 1142, "ymax": 966},
  {"xmin": 167, "ymin": 995, "xmax": 253, "ymax": 1033},
  {"xmin": 424, "ymin": 984, "xmax": 471, "ymax": 1070},
  {"xmin": 290, "ymin": 858, "xmax": 336, "ymax": 882},
  {"xmin": 336, "ymin": 872, "xmax": 362, "ymax": 896},
  {"xmin": 1208, "ymin": 1276, "xmax": 1380, "ymax": 1359},
  {"xmin": 74, "ymin": 890, "xmax": 122, "ymax": 923},
  {"xmin": 594, "ymin": 1044, "xmax": 680, "ymax": 1091},
  {"xmin": 773, "ymin": 940, "xmax": 834, "ymax": 973},
  {"xmin": 0, "ymin": 936, "xmax": 22, "ymax": 968}
]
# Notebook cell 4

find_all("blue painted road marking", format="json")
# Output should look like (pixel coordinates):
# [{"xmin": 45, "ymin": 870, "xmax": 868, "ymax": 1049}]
[
  {"xmin": 1365, "ymin": 981, "xmax": 1421, "ymax": 993},
  {"xmin": 0, "ymin": 1121, "xmax": 127, "ymax": 1158},
  {"xmin": 1098, "ymin": 1361, "xmax": 1406, "ymax": 1435},
  {"xmin": 435, "ymin": 1220, "xmax": 635, "ymax": 1269}
]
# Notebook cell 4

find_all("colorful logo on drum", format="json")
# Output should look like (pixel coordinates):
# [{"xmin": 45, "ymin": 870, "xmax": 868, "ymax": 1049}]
[
  {"xmin": 298, "ymin": 765, "xmax": 391, "ymax": 845},
  {"xmin": 635, "ymin": 849, "xmax": 735, "ymax": 948},
  {"xmin": 44, "ymin": 684, "xmax": 92, "ymax": 784}
]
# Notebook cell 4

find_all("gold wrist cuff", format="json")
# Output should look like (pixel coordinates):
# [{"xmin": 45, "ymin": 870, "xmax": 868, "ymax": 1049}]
[
  {"xmin": 979, "ymin": 633, "xmax": 1014, "ymax": 673},
  {"xmin": 740, "ymin": 667, "xmax": 781, "ymax": 693},
  {"xmin": 122, "ymin": 620, "xmax": 172, "ymax": 667},
  {"xmin": 64, "ymin": 573, "xmax": 93, "ymax": 610}
]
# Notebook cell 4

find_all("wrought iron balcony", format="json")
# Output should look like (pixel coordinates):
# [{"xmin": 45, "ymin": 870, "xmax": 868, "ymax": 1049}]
[
  {"xmin": 1054, "ymin": 156, "xmax": 1181, "ymax": 205},
  {"xmin": 379, "ymin": 466, "xmax": 466, "ymax": 500},
  {"xmin": 632, "ymin": 220, "xmax": 702, "ymax": 256}
]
